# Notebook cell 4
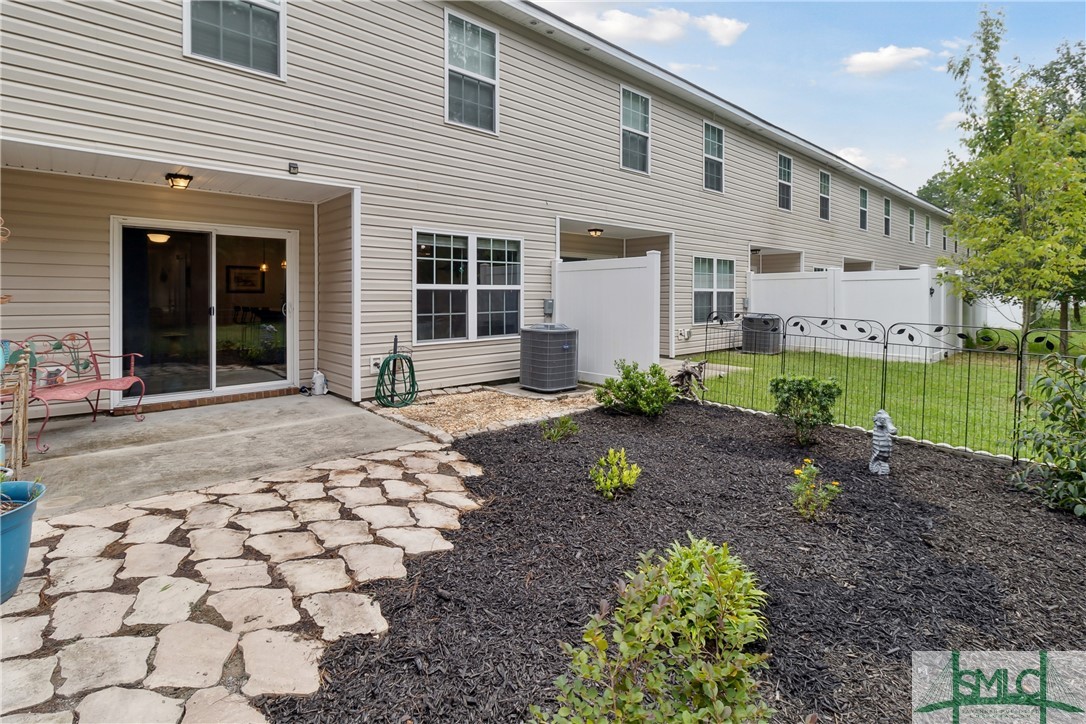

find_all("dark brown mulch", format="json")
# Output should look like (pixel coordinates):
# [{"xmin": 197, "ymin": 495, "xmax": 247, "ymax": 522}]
[{"xmin": 262, "ymin": 402, "xmax": 1086, "ymax": 723}]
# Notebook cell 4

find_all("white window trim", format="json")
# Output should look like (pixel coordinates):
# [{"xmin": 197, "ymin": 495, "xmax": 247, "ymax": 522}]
[
  {"xmin": 883, "ymin": 197, "xmax": 892, "ymax": 237},
  {"xmin": 692, "ymin": 255, "xmax": 736, "ymax": 325},
  {"xmin": 411, "ymin": 227, "xmax": 522, "ymax": 346},
  {"xmin": 620, "ymin": 85, "xmax": 652, "ymax": 174},
  {"xmin": 818, "ymin": 169, "xmax": 831, "ymax": 221},
  {"xmin": 942, "ymin": 227, "xmax": 948, "ymax": 251},
  {"xmin": 908, "ymin": 208, "xmax": 916, "ymax": 243},
  {"xmin": 182, "ymin": 0, "xmax": 288, "ymax": 82},
  {"xmin": 925, "ymin": 215, "xmax": 932, "ymax": 247},
  {"xmin": 703, "ymin": 120, "xmax": 725, "ymax": 194},
  {"xmin": 777, "ymin": 153, "xmax": 793, "ymax": 212},
  {"xmin": 859, "ymin": 187, "xmax": 869, "ymax": 231},
  {"xmin": 443, "ymin": 7, "xmax": 501, "ymax": 136}
]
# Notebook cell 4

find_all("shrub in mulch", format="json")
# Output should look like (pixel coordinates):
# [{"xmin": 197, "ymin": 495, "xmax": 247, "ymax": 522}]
[{"xmin": 262, "ymin": 402, "xmax": 1086, "ymax": 723}]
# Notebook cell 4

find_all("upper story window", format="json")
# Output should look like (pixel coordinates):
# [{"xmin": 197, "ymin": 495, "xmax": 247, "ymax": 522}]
[
  {"xmin": 859, "ymin": 188, "xmax": 869, "ymax": 230},
  {"xmin": 187, "ymin": 0, "xmax": 286, "ymax": 78},
  {"xmin": 883, "ymin": 198, "xmax": 892, "ymax": 236},
  {"xmin": 908, "ymin": 209, "xmax": 916, "ymax": 243},
  {"xmin": 925, "ymin": 215, "xmax": 932, "ymax": 247},
  {"xmin": 818, "ymin": 171, "xmax": 831, "ymax": 220},
  {"xmin": 703, "ymin": 122, "xmax": 724, "ymax": 193},
  {"xmin": 415, "ymin": 231, "xmax": 521, "ymax": 343},
  {"xmin": 777, "ymin": 154, "xmax": 793, "ymax": 210},
  {"xmin": 621, "ymin": 88, "xmax": 651, "ymax": 173},
  {"xmin": 942, "ymin": 227, "xmax": 948, "ymax": 251},
  {"xmin": 446, "ymin": 12, "xmax": 499, "ymax": 133},
  {"xmin": 693, "ymin": 256, "xmax": 735, "ymax": 324}
]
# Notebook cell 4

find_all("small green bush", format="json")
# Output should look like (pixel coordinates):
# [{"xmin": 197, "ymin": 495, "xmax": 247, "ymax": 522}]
[
  {"xmin": 589, "ymin": 448, "xmax": 641, "ymax": 499},
  {"xmin": 1016, "ymin": 354, "xmax": 1086, "ymax": 518},
  {"xmin": 769, "ymin": 375, "xmax": 842, "ymax": 445},
  {"xmin": 595, "ymin": 359, "xmax": 677, "ymax": 417},
  {"xmin": 533, "ymin": 535, "xmax": 771, "ymax": 723},
  {"xmin": 789, "ymin": 458, "xmax": 842, "ymax": 521},
  {"xmin": 541, "ymin": 415, "xmax": 580, "ymax": 442}
]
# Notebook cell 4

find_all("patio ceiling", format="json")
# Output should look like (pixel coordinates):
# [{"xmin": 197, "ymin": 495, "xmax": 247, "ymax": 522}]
[{"xmin": 558, "ymin": 217, "xmax": 669, "ymax": 240}]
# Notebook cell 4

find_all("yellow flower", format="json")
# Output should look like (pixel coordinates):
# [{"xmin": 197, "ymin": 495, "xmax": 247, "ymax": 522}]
[
  {"xmin": 809, "ymin": 484, "xmax": 816, "ymax": 490},
  {"xmin": 793, "ymin": 469, "xmax": 803, "ymax": 476},
  {"xmin": 803, "ymin": 458, "xmax": 812, "ymax": 464},
  {"xmin": 831, "ymin": 481, "xmax": 839, "ymax": 486}
]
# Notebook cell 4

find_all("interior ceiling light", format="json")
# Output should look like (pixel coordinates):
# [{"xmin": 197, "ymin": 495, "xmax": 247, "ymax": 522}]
[
  {"xmin": 280, "ymin": 259, "xmax": 287, "ymax": 270},
  {"xmin": 588, "ymin": 228, "xmax": 604, "ymax": 238},
  {"xmin": 147, "ymin": 233, "xmax": 170, "ymax": 244},
  {"xmin": 165, "ymin": 173, "xmax": 193, "ymax": 190}
]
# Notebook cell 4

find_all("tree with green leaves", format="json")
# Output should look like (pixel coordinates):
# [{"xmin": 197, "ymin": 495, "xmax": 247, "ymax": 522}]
[
  {"xmin": 916, "ymin": 170, "xmax": 953, "ymax": 211},
  {"xmin": 936, "ymin": 9, "xmax": 1086, "ymax": 342}
]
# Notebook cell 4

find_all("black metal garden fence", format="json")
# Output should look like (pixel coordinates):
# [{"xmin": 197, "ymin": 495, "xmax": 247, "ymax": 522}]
[{"xmin": 696, "ymin": 312, "xmax": 1084, "ymax": 460}]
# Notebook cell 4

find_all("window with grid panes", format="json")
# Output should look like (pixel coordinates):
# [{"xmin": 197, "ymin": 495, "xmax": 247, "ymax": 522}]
[
  {"xmin": 819, "ymin": 171, "xmax": 831, "ymax": 220},
  {"xmin": 778, "ymin": 154, "xmax": 792, "ymax": 210},
  {"xmin": 859, "ymin": 188, "xmax": 868, "ymax": 230},
  {"xmin": 447, "ymin": 14, "xmax": 498, "ymax": 132},
  {"xmin": 189, "ymin": 0, "xmax": 283, "ymax": 76},
  {"xmin": 909, "ymin": 208, "xmax": 916, "ymax": 242},
  {"xmin": 704, "ymin": 123, "xmax": 724, "ymax": 192},
  {"xmin": 693, "ymin": 257, "xmax": 735, "ymax": 324},
  {"xmin": 621, "ymin": 89, "xmax": 650, "ymax": 172},
  {"xmin": 884, "ymin": 198, "xmax": 892, "ymax": 236}
]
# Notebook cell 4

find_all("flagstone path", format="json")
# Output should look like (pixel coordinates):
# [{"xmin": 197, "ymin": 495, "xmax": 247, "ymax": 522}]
[{"xmin": 0, "ymin": 442, "xmax": 483, "ymax": 723}]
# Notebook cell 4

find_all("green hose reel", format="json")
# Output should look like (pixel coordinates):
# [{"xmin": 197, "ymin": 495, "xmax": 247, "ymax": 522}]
[{"xmin": 375, "ymin": 351, "xmax": 418, "ymax": 408}]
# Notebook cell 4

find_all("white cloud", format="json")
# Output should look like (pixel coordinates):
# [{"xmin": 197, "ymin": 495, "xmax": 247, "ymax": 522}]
[
  {"xmin": 835, "ymin": 147, "xmax": 871, "ymax": 167},
  {"xmin": 941, "ymin": 37, "xmax": 967, "ymax": 50},
  {"xmin": 938, "ymin": 111, "xmax": 968, "ymax": 131},
  {"xmin": 882, "ymin": 154, "xmax": 909, "ymax": 171},
  {"xmin": 930, "ymin": 64, "xmax": 947, "ymax": 73},
  {"xmin": 843, "ymin": 45, "xmax": 933, "ymax": 75},
  {"xmin": 564, "ymin": 7, "xmax": 691, "ymax": 43},
  {"xmin": 666, "ymin": 62, "xmax": 718, "ymax": 73},
  {"xmin": 693, "ymin": 15, "xmax": 749, "ymax": 47}
]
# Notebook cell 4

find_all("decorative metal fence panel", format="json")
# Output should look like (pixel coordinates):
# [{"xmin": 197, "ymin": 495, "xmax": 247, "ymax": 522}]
[{"xmin": 698, "ymin": 313, "xmax": 1082, "ymax": 459}]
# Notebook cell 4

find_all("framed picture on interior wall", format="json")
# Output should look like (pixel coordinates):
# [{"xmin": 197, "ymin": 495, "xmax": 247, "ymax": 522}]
[{"xmin": 226, "ymin": 265, "xmax": 264, "ymax": 294}]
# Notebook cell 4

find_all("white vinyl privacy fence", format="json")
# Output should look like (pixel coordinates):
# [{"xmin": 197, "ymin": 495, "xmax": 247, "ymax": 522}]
[{"xmin": 553, "ymin": 251, "xmax": 660, "ymax": 384}]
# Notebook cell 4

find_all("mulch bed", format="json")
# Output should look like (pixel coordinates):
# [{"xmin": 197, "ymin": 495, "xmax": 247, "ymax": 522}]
[{"xmin": 263, "ymin": 402, "xmax": 1086, "ymax": 723}]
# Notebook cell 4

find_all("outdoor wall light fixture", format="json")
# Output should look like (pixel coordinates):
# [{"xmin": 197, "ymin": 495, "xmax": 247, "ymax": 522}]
[
  {"xmin": 147, "ymin": 233, "xmax": 171, "ymax": 244},
  {"xmin": 165, "ymin": 173, "xmax": 193, "ymax": 190},
  {"xmin": 588, "ymin": 228, "xmax": 603, "ymax": 237}
]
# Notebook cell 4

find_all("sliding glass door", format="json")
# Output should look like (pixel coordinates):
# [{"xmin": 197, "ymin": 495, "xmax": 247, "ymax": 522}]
[{"xmin": 120, "ymin": 225, "xmax": 292, "ymax": 399}]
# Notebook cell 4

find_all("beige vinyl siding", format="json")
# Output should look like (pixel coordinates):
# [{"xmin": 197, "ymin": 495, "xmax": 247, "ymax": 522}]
[
  {"xmin": 1, "ymin": 0, "xmax": 950, "ymax": 383},
  {"xmin": 316, "ymin": 193, "xmax": 354, "ymax": 397},
  {"xmin": 560, "ymin": 235, "xmax": 625, "ymax": 261},
  {"xmin": 0, "ymin": 169, "xmax": 314, "ymax": 414},
  {"xmin": 758, "ymin": 254, "xmax": 803, "ymax": 274}
]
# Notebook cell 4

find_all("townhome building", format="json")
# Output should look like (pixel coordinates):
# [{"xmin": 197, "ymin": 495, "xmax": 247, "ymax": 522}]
[{"xmin": 0, "ymin": 0, "xmax": 950, "ymax": 412}]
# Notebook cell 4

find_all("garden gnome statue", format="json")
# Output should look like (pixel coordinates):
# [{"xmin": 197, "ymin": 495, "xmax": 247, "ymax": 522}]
[{"xmin": 869, "ymin": 409, "xmax": 897, "ymax": 475}]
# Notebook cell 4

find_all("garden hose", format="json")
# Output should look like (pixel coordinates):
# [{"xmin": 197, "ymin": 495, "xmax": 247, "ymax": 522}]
[{"xmin": 375, "ymin": 353, "xmax": 418, "ymax": 408}]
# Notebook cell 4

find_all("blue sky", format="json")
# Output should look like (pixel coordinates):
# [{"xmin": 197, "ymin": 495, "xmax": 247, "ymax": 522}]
[{"xmin": 536, "ymin": 1, "xmax": 1085, "ymax": 193}]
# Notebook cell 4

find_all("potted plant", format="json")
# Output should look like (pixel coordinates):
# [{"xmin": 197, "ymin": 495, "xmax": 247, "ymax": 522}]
[{"xmin": 1, "ymin": 470, "xmax": 46, "ymax": 603}]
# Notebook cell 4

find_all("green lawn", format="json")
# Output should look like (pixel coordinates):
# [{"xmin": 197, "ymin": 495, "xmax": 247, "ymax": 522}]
[{"xmin": 699, "ymin": 349, "xmax": 1022, "ymax": 456}]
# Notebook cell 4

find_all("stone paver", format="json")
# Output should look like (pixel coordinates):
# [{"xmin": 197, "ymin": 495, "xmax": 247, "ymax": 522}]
[
  {"xmin": 123, "ymin": 515, "xmax": 182, "ymax": 544},
  {"xmin": 276, "ymin": 559, "xmax": 352, "ymax": 596},
  {"xmin": 195, "ymin": 559, "xmax": 271, "ymax": 591},
  {"xmin": 47, "ymin": 527, "xmax": 122, "ymax": 559},
  {"xmin": 378, "ymin": 527, "xmax": 454, "ymax": 556},
  {"xmin": 448, "ymin": 460, "xmax": 484, "ymax": 477},
  {"xmin": 118, "ymin": 543, "xmax": 188, "ymax": 579},
  {"xmin": 207, "ymin": 588, "xmax": 300, "ymax": 633},
  {"xmin": 354, "ymin": 504, "xmax": 414, "ymax": 528},
  {"xmin": 302, "ymin": 592, "xmax": 389, "ymax": 641},
  {"xmin": 233, "ymin": 510, "xmax": 299, "ymax": 534},
  {"xmin": 246, "ymin": 531, "xmax": 323, "ymax": 562},
  {"xmin": 427, "ymin": 491, "xmax": 481, "ymax": 511},
  {"xmin": 329, "ymin": 487, "xmax": 385, "ymax": 508},
  {"xmin": 56, "ymin": 636, "xmax": 155, "ymax": 696},
  {"xmin": 340, "ymin": 544, "xmax": 407, "ymax": 583},
  {"xmin": 309, "ymin": 520, "xmax": 373, "ymax": 548},
  {"xmin": 47, "ymin": 505, "xmax": 145, "ymax": 529},
  {"xmin": 289, "ymin": 499, "xmax": 342, "ymax": 522},
  {"xmin": 0, "ymin": 656, "xmax": 57, "ymax": 715},
  {"xmin": 22, "ymin": 546, "xmax": 47, "ymax": 575},
  {"xmin": 276, "ymin": 482, "xmax": 325, "ymax": 501},
  {"xmin": 180, "ymin": 686, "xmax": 265, "ymax": 724},
  {"xmin": 240, "ymin": 629, "xmax": 323, "ymax": 696},
  {"xmin": 181, "ymin": 503, "xmax": 238, "ymax": 530},
  {"xmin": 5, "ymin": 437, "xmax": 484, "ymax": 721},
  {"xmin": 50, "ymin": 592, "xmax": 135, "ymax": 640},
  {"xmin": 125, "ymin": 576, "xmax": 209, "ymax": 626},
  {"xmin": 201, "ymin": 479, "xmax": 268, "ymax": 495},
  {"xmin": 382, "ymin": 479, "xmax": 427, "ymax": 501},
  {"xmin": 188, "ymin": 528, "xmax": 248, "ymax": 560},
  {"xmin": 76, "ymin": 687, "xmax": 184, "ymax": 724},
  {"xmin": 131, "ymin": 491, "xmax": 213, "ymax": 511},
  {"xmin": 145, "ymin": 621, "xmax": 238, "ymax": 689},
  {"xmin": 46, "ymin": 557, "xmax": 122, "ymax": 596},
  {"xmin": 398, "ymin": 441, "xmax": 446, "ymax": 452},
  {"xmin": 217, "ymin": 493, "xmax": 285, "ymax": 513},
  {"xmin": 0, "ymin": 577, "xmax": 45, "ymax": 617},
  {"xmin": 415, "ymin": 473, "xmax": 467, "ymax": 492},
  {"xmin": 409, "ymin": 502, "xmax": 462, "ymax": 530},
  {"xmin": 1, "ymin": 615, "xmax": 49, "ymax": 659}
]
